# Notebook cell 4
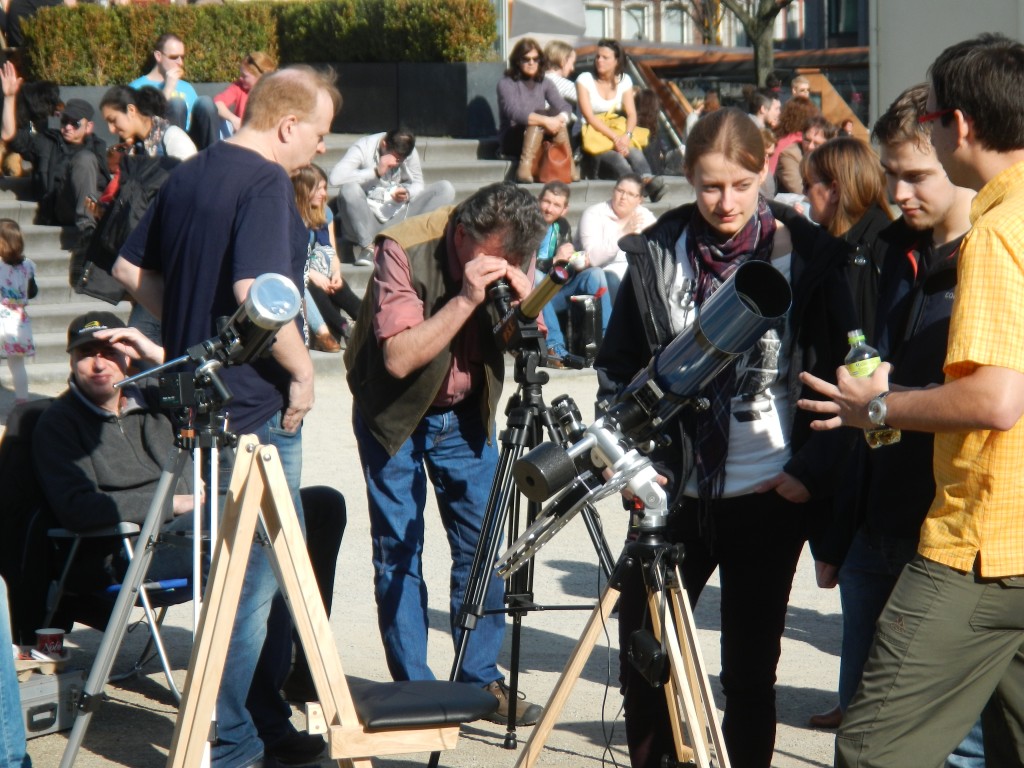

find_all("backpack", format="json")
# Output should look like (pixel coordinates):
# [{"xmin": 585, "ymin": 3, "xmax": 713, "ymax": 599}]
[
  {"xmin": 92, "ymin": 153, "xmax": 181, "ymax": 272},
  {"xmin": 0, "ymin": 399, "xmax": 60, "ymax": 644},
  {"xmin": 72, "ymin": 153, "xmax": 180, "ymax": 304}
]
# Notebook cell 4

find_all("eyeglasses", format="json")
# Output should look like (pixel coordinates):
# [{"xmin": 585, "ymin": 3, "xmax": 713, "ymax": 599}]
[
  {"xmin": 60, "ymin": 116, "xmax": 84, "ymax": 128},
  {"xmin": 918, "ymin": 107, "xmax": 957, "ymax": 124},
  {"xmin": 520, "ymin": 55, "xmax": 540, "ymax": 63},
  {"xmin": 613, "ymin": 187, "xmax": 641, "ymax": 199}
]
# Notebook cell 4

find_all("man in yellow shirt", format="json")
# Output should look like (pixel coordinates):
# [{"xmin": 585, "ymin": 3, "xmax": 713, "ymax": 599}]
[{"xmin": 799, "ymin": 33, "xmax": 1024, "ymax": 766}]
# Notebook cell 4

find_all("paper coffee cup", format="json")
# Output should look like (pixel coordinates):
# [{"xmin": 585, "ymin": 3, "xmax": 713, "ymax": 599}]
[{"xmin": 35, "ymin": 628, "xmax": 64, "ymax": 656}]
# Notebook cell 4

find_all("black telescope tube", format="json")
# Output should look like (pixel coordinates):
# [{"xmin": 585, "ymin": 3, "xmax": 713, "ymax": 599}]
[{"xmin": 623, "ymin": 260, "xmax": 792, "ymax": 401}]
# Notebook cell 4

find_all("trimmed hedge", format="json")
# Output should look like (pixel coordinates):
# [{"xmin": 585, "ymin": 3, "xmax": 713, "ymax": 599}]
[{"xmin": 22, "ymin": 0, "xmax": 496, "ymax": 86}]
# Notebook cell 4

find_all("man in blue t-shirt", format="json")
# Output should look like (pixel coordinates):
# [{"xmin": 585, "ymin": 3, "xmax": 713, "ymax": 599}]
[
  {"xmin": 129, "ymin": 33, "xmax": 199, "ymax": 130},
  {"xmin": 115, "ymin": 67, "xmax": 341, "ymax": 768}
]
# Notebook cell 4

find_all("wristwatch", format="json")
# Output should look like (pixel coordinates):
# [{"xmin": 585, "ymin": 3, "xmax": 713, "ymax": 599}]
[{"xmin": 867, "ymin": 391, "xmax": 891, "ymax": 427}]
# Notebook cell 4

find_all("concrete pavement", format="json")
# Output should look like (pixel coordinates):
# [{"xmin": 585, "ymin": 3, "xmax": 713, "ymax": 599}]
[{"xmin": 13, "ymin": 359, "xmax": 843, "ymax": 768}]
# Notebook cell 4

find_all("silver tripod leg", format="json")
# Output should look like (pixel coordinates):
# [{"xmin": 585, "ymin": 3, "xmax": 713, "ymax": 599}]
[{"xmin": 59, "ymin": 448, "xmax": 190, "ymax": 768}]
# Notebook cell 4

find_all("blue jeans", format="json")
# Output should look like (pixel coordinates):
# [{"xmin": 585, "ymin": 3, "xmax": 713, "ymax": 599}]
[
  {"xmin": 837, "ymin": 528, "xmax": 917, "ymax": 710},
  {"xmin": 539, "ymin": 267, "xmax": 611, "ymax": 352},
  {"xmin": 211, "ymin": 413, "xmax": 305, "ymax": 768},
  {"xmin": 592, "ymin": 146, "xmax": 651, "ymax": 178},
  {"xmin": 304, "ymin": 287, "xmax": 327, "ymax": 335},
  {"xmin": 0, "ymin": 578, "xmax": 30, "ymax": 767},
  {"xmin": 353, "ymin": 402, "xmax": 505, "ymax": 686},
  {"xmin": 839, "ymin": 529, "xmax": 984, "ymax": 767}
]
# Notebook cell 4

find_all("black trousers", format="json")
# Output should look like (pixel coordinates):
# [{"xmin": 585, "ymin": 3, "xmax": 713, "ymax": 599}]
[
  {"xmin": 618, "ymin": 491, "xmax": 808, "ymax": 768},
  {"xmin": 307, "ymin": 281, "xmax": 362, "ymax": 338}
]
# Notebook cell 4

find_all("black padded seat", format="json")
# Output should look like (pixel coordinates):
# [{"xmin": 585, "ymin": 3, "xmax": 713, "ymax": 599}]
[{"xmin": 348, "ymin": 679, "xmax": 498, "ymax": 730}]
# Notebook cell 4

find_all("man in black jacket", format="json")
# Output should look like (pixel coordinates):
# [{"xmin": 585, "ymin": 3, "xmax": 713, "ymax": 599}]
[
  {"xmin": 0, "ymin": 62, "xmax": 107, "ymax": 234},
  {"xmin": 32, "ymin": 312, "xmax": 195, "ymax": 587},
  {"xmin": 807, "ymin": 84, "xmax": 978, "ymax": 753}
]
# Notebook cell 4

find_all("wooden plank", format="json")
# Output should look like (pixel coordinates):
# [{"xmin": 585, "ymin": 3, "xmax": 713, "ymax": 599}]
[{"xmin": 168, "ymin": 436, "xmax": 264, "ymax": 768}]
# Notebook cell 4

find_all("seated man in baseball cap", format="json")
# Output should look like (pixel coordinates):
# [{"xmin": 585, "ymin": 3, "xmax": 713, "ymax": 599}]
[
  {"xmin": 0, "ymin": 61, "xmax": 110, "ymax": 236},
  {"xmin": 31, "ymin": 311, "xmax": 196, "ymax": 589}
]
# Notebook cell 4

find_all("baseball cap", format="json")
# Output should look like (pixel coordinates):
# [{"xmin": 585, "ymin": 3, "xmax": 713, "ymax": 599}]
[
  {"xmin": 66, "ymin": 311, "xmax": 126, "ymax": 353},
  {"xmin": 61, "ymin": 99, "xmax": 94, "ymax": 124}
]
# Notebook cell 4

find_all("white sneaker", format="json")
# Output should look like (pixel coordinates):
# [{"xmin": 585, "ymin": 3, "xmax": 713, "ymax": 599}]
[{"xmin": 353, "ymin": 246, "xmax": 373, "ymax": 267}]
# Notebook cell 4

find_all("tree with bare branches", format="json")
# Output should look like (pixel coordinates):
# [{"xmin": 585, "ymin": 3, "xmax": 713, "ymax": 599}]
[
  {"xmin": 721, "ymin": 0, "xmax": 797, "ymax": 86},
  {"xmin": 678, "ymin": 0, "xmax": 725, "ymax": 46}
]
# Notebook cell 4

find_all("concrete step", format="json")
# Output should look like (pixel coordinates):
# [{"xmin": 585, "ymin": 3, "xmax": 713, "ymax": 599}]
[
  {"xmin": 3, "ymin": 131, "xmax": 696, "ymax": 389},
  {"xmin": 29, "ymin": 297, "xmax": 132, "ymax": 335},
  {"xmin": 1, "ymin": 333, "xmax": 352, "ymax": 387},
  {"xmin": 421, "ymin": 160, "xmax": 511, "ymax": 185}
]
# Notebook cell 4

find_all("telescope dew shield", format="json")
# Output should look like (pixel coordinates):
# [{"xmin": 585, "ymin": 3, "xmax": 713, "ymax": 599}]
[
  {"xmin": 222, "ymin": 273, "xmax": 302, "ymax": 364},
  {"xmin": 518, "ymin": 264, "xmax": 571, "ymax": 320},
  {"xmin": 624, "ymin": 260, "xmax": 792, "ymax": 402}
]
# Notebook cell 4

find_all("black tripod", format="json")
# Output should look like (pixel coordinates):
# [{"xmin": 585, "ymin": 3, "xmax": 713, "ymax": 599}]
[{"xmin": 445, "ymin": 324, "xmax": 617, "ymax": 753}]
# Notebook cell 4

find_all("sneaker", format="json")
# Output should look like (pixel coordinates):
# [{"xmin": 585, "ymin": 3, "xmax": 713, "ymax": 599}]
[
  {"xmin": 264, "ymin": 731, "xmax": 325, "ymax": 766},
  {"xmin": 483, "ymin": 679, "xmax": 543, "ymax": 726},
  {"xmin": 353, "ymin": 245, "xmax": 373, "ymax": 267}
]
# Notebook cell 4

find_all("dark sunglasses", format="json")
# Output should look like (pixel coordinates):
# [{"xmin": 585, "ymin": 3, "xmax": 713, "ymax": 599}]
[{"xmin": 60, "ymin": 116, "xmax": 84, "ymax": 128}]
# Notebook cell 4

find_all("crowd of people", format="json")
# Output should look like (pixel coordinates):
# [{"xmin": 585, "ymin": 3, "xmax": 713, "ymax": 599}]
[{"xmin": 0, "ymin": 28, "xmax": 1022, "ymax": 768}]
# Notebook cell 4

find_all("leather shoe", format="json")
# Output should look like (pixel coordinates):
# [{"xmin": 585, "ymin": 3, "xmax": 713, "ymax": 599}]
[
  {"xmin": 310, "ymin": 329, "xmax": 341, "ymax": 353},
  {"xmin": 483, "ymin": 679, "xmax": 543, "ymax": 726},
  {"xmin": 808, "ymin": 704, "xmax": 843, "ymax": 729},
  {"xmin": 264, "ymin": 731, "xmax": 326, "ymax": 765}
]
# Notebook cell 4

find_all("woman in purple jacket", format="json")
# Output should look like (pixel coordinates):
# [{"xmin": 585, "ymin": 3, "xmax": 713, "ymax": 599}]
[{"xmin": 497, "ymin": 37, "xmax": 575, "ymax": 183}]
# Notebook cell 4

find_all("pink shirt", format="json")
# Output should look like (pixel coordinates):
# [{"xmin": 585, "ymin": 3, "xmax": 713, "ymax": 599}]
[
  {"xmin": 372, "ymin": 234, "xmax": 480, "ymax": 408},
  {"xmin": 372, "ymin": 232, "xmax": 541, "ymax": 408},
  {"xmin": 214, "ymin": 81, "xmax": 249, "ymax": 119}
]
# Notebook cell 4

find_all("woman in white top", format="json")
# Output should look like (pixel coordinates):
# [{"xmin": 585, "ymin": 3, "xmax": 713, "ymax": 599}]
[
  {"xmin": 575, "ymin": 172, "xmax": 656, "ymax": 303},
  {"xmin": 100, "ymin": 85, "xmax": 197, "ymax": 161},
  {"xmin": 576, "ymin": 38, "xmax": 664, "ymax": 200},
  {"xmin": 543, "ymin": 40, "xmax": 578, "ymax": 107},
  {"xmin": 596, "ymin": 107, "xmax": 857, "ymax": 768}
]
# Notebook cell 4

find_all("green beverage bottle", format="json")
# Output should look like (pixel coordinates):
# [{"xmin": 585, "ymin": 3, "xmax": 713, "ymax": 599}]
[{"xmin": 844, "ymin": 329, "xmax": 901, "ymax": 448}]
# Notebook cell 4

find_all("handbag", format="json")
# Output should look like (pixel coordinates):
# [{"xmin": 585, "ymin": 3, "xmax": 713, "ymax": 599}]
[
  {"xmin": 581, "ymin": 112, "xmax": 650, "ymax": 155},
  {"xmin": 534, "ymin": 141, "xmax": 572, "ymax": 184},
  {"xmin": 70, "ymin": 245, "xmax": 127, "ymax": 306}
]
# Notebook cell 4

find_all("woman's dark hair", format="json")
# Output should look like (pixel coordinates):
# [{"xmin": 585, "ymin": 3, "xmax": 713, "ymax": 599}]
[
  {"xmin": 634, "ymin": 89, "xmax": 659, "ymax": 136},
  {"xmin": 684, "ymin": 107, "xmax": 765, "ymax": 177},
  {"xmin": 506, "ymin": 38, "xmax": 545, "ymax": 83},
  {"xmin": 594, "ymin": 38, "xmax": 624, "ymax": 80},
  {"xmin": 18, "ymin": 81, "xmax": 60, "ymax": 129},
  {"xmin": 99, "ymin": 85, "xmax": 167, "ymax": 119}
]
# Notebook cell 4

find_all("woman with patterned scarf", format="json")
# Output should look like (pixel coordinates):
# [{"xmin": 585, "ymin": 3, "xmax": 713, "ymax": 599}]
[
  {"xmin": 595, "ymin": 107, "xmax": 858, "ymax": 768},
  {"xmin": 100, "ymin": 85, "xmax": 196, "ymax": 162}
]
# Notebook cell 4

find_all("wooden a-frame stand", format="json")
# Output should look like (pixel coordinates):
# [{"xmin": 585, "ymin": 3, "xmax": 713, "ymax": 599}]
[
  {"xmin": 167, "ymin": 435, "xmax": 473, "ymax": 767},
  {"xmin": 514, "ymin": 555, "xmax": 731, "ymax": 768}
]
